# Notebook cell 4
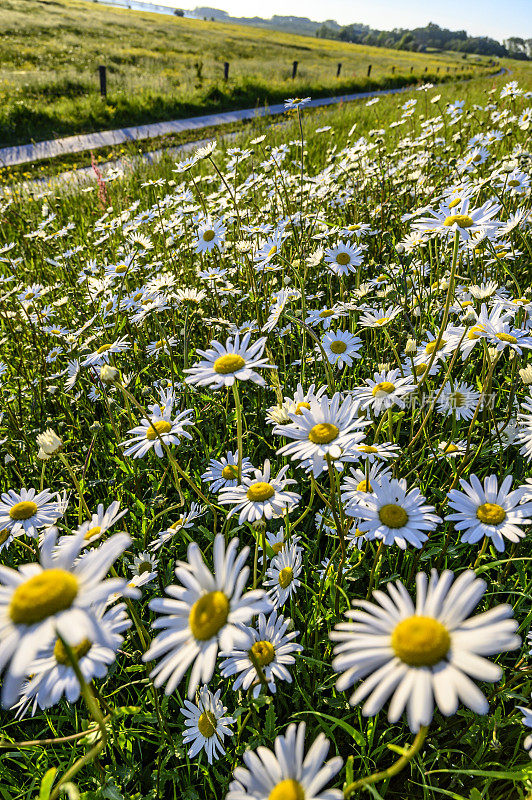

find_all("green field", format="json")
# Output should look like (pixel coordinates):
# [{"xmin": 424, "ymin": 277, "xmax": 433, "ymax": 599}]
[
  {"xmin": 0, "ymin": 0, "xmax": 493, "ymax": 147},
  {"xmin": 1, "ymin": 62, "xmax": 532, "ymax": 800}
]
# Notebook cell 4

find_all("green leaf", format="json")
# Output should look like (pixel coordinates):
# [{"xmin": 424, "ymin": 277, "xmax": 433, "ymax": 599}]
[{"xmin": 39, "ymin": 769, "xmax": 57, "ymax": 800}]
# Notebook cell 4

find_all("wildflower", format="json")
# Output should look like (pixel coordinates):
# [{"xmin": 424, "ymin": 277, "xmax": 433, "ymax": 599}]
[
  {"xmin": 180, "ymin": 685, "xmax": 234, "ymax": 764},
  {"xmin": 331, "ymin": 569, "xmax": 520, "ymax": 731},
  {"xmin": 184, "ymin": 333, "xmax": 275, "ymax": 389}
]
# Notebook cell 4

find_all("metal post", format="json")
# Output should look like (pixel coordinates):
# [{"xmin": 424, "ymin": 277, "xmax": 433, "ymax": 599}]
[
  {"xmin": 367, "ymin": 64, "xmax": 372, "ymax": 77},
  {"xmin": 336, "ymin": 62, "xmax": 342, "ymax": 77},
  {"xmin": 98, "ymin": 65, "xmax": 107, "ymax": 97},
  {"xmin": 224, "ymin": 61, "xmax": 229, "ymax": 80},
  {"xmin": 292, "ymin": 61, "xmax": 298, "ymax": 79}
]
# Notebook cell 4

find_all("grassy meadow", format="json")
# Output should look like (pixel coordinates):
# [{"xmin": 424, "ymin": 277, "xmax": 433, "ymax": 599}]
[
  {"xmin": 0, "ymin": 62, "xmax": 532, "ymax": 800},
  {"xmin": 0, "ymin": 0, "xmax": 493, "ymax": 146}
]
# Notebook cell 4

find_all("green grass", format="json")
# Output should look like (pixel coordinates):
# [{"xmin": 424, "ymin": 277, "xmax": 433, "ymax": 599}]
[
  {"xmin": 0, "ymin": 65, "xmax": 532, "ymax": 800},
  {"xmin": 0, "ymin": 0, "xmax": 493, "ymax": 147}
]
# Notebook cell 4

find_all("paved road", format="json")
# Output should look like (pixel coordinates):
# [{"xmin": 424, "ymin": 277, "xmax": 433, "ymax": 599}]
[{"xmin": 0, "ymin": 77, "xmax": 492, "ymax": 169}]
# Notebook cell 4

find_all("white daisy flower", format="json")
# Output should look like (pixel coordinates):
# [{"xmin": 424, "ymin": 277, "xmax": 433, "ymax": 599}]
[
  {"xmin": 194, "ymin": 217, "xmax": 226, "ymax": 254},
  {"xmin": 264, "ymin": 543, "xmax": 302, "ymax": 608},
  {"xmin": 121, "ymin": 405, "xmax": 194, "ymax": 459},
  {"xmin": 218, "ymin": 460, "xmax": 300, "ymax": 525},
  {"xmin": 436, "ymin": 381, "xmax": 481, "ymax": 421},
  {"xmin": 149, "ymin": 504, "xmax": 205, "ymax": 552},
  {"xmin": 518, "ymin": 706, "xmax": 532, "ymax": 758},
  {"xmin": 143, "ymin": 534, "xmax": 270, "ymax": 698},
  {"xmin": 324, "ymin": 240, "xmax": 364, "ymax": 276},
  {"xmin": 81, "ymin": 336, "xmax": 130, "ymax": 366},
  {"xmin": 412, "ymin": 198, "xmax": 501, "ymax": 242},
  {"xmin": 357, "ymin": 305, "xmax": 402, "ymax": 329},
  {"xmin": 180, "ymin": 685, "xmax": 234, "ymax": 764},
  {"xmin": 0, "ymin": 488, "xmax": 62, "ymax": 539},
  {"xmin": 0, "ymin": 528, "xmax": 136, "ymax": 707},
  {"xmin": 340, "ymin": 463, "xmax": 392, "ymax": 510},
  {"xmin": 320, "ymin": 330, "xmax": 362, "ymax": 369},
  {"xmin": 351, "ymin": 369, "xmax": 415, "ymax": 415},
  {"xmin": 15, "ymin": 603, "xmax": 131, "ymax": 711},
  {"xmin": 184, "ymin": 333, "xmax": 275, "ymax": 389},
  {"xmin": 72, "ymin": 501, "xmax": 127, "ymax": 547},
  {"xmin": 275, "ymin": 393, "xmax": 369, "ymax": 477},
  {"xmin": 348, "ymin": 441, "xmax": 400, "ymax": 464},
  {"xmin": 201, "ymin": 451, "xmax": 254, "ymax": 493},
  {"xmin": 331, "ymin": 569, "xmax": 520, "ymax": 732},
  {"xmin": 226, "ymin": 721, "xmax": 343, "ymax": 800},
  {"xmin": 220, "ymin": 610, "xmax": 302, "ymax": 697},
  {"xmin": 446, "ymin": 474, "xmax": 532, "ymax": 552},
  {"xmin": 354, "ymin": 476, "xmax": 442, "ymax": 549}
]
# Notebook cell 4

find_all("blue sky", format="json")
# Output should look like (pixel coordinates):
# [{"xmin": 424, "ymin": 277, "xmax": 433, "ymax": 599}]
[{"xmin": 151, "ymin": 0, "xmax": 530, "ymax": 40}]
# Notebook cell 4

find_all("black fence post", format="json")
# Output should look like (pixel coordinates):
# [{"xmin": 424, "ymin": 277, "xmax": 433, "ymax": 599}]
[
  {"xmin": 98, "ymin": 65, "xmax": 107, "ymax": 97},
  {"xmin": 292, "ymin": 60, "xmax": 298, "ymax": 79},
  {"xmin": 391, "ymin": 65, "xmax": 395, "ymax": 74},
  {"xmin": 336, "ymin": 62, "xmax": 342, "ymax": 77},
  {"xmin": 367, "ymin": 64, "xmax": 372, "ymax": 77},
  {"xmin": 224, "ymin": 61, "xmax": 229, "ymax": 81}
]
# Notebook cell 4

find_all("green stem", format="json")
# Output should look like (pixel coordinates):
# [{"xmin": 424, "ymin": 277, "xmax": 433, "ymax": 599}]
[
  {"xmin": 232, "ymin": 381, "xmax": 244, "ymax": 483},
  {"xmin": 343, "ymin": 725, "xmax": 429, "ymax": 798}
]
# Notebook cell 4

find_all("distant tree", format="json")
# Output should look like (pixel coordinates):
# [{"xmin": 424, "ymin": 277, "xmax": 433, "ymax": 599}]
[{"xmin": 173, "ymin": 8, "xmax": 184, "ymax": 15}]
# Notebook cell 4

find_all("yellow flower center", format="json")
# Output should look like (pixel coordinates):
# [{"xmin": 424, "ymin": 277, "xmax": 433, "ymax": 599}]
[
  {"xmin": 372, "ymin": 381, "xmax": 395, "ymax": 397},
  {"xmin": 267, "ymin": 245, "xmax": 278, "ymax": 258},
  {"xmin": 295, "ymin": 401, "xmax": 311, "ymax": 415},
  {"xmin": 250, "ymin": 640, "xmax": 275, "ymax": 667},
  {"xmin": 443, "ymin": 443, "xmax": 459, "ymax": 453},
  {"xmin": 9, "ymin": 569, "xmax": 79, "ymax": 625},
  {"xmin": 247, "ymin": 482, "xmax": 275, "ymax": 502},
  {"xmin": 375, "ymin": 317, "xmax": 389, "ymax": 325},
  {"xmin": 450, "ymin": 391, "xmax": 466, "ymax": 408},
  {"xmin": 54, "ymin": 637, "xmax": 92, "ymax": 665},
  {"xmin": 378, "ymin": 503, "xmax": 408, "ymax": 529},
  {"xmin": 356, "ymin": 479, "xmax": 372, "ymax": 492},
  {"xmin": 476, "ymin": 502, "xmax": 506, "ymax": 526},
  {"xmin": 222, "ymin": 464, "xmax": 239, "ymax": 480},
  {"xmin": 391, "ymin": 616, "xmax": 451, "ymax": 666},
  {"xmin": 496, "ymin": 333, "xmax": 517, "ymax": 344},
  {"xmin": 189, "ymin": 591, "xmax": 229, "ymax": 640},
  {"xmin": 415, "ymin": 363, "xmax": 427, "ymax": 376},
  {"xmin": 278, "ymin": 567, "xmax": 294, "ymax": 589},
  {"xmin": 170, "ymin": 518, "xmax": 183, "ymax": 529},
  {"xmin": 197, "ymin": 710, "xmax": 217, "ymax": 738},
  {"xmin": 115, "ymin": 265, "xmax": 128, "ymax": 274},
  {"xmin": 269, "ymin": 780, "xmax": 305, "ymax": 800},
  {"xmin": 213, "ymin": 354, "xmax": 246, "ymax": 374},
  {"xmin": 319, "ymin": 310, "xmax": 335, "ymax": 318},
  {"xmin": 9, "ymin": 501, "xmax": 38, "ymax": 521},
  {"xmin": 335, "ymin": 252, "xmax": 351, "ymax": 265},
  {"xmin": 96, "ymin": 344, "xmax": 112, "ymax": 354},
  {"xmin": 146, "ymin": 420, "xmax": 172, "ymax": 440},
  {"xmin": 425, "ymin": 339, "xmax": 445, "ymax": 355},
  {"xmin": 448, "ymin": 197, "xmax": 461, "ymax": 209},
  {"xmin": 330, "ymin": 340, "xmax": 347, "ymax": 354},
  {"xmin": 358, "ymin": 445, "xmax": 378, "ymax": 454},
  {"xmin": 443, "ymin": 214, "xmax": 474, "ymax": 228},
  {"xmin": 468, "ymin": 325, "xmax": 484, "ymax": 340},
  {"xmin": 271, "ymin": 541, "xmax": 285, "ymax": 554},
  {"xmin": 308, "ymin": 423, "xmax": 339, "ymax": 444},
  {"xmin": 202, "ymin": 230, "xmax": 215, "ymax": 242},
  {"xmin": 84, "ymin": 525, "xmax": 102, "ymax": 541},
  {"xmin": 508, "ymin": 179, "xmax": 520, "ymax": 187},
  {"xmin": 0, "ymin": 530, "xmax": 10, "ymax": 544}
]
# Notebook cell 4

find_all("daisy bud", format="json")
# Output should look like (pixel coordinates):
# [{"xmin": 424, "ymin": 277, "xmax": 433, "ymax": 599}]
[
  {"xmin": 36, "ymin": 428, "xmax": 63, "ymax": 457},
  {"xmin": 100, "ymin": 364, "xmax": 119, "ymax": 384},
  {"xmin": 463, "ymin": 308, "xmax": 477, "ymax": 324},
  {"xmin": 405, "ymin": 338, "xmax": 417, "ymax": 354},
  {"xmin": 520, "ymin": 366, "xmax": 532, "ymax": 385},
  {"xmin": 395, "ymin": 243, "xmax": 405, "ymax": 254}
]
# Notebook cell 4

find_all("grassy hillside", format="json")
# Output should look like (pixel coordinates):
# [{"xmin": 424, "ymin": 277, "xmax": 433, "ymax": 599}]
[{"xmin": 0, "ymin": 0, "xmax": 492, "ymax": 147}]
